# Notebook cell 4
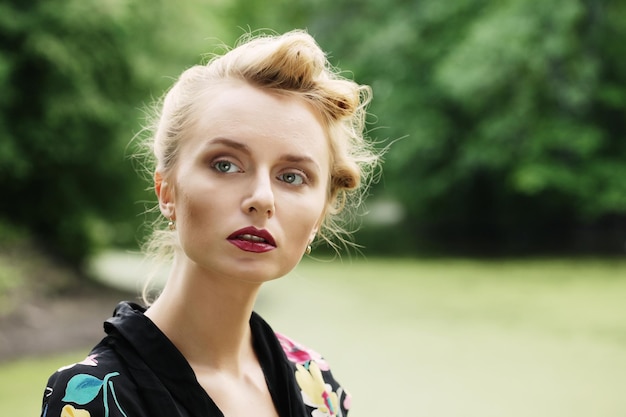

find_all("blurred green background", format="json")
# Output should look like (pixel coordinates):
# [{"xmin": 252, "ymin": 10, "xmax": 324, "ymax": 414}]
[
  {"xmin": 2, "ymin": 0, "xmax": 625, "ymax": 261},
  {"xmin": 1, "ymin": 0, "xmax": 625, "ymax": 416}
]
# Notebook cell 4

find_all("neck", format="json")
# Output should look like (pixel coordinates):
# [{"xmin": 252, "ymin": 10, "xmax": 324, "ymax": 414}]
[{"xmin": 145, "ymin": 257, "xmax": 262, "ymax": 374}]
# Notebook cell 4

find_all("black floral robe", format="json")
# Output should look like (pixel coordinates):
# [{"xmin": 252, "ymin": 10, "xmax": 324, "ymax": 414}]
[{"xmin": 41, "ymin": 302, "xmax": 350, "ymax": 417}]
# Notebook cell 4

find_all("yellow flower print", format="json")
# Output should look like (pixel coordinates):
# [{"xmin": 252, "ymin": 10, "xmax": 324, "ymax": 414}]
[
  {"xmin": 61, "ymin": 404, "xmax": 91, "ymax": 417},
  {"xmin": 295, "ymin": 361, "xmax": 340, "ymax": 417}
]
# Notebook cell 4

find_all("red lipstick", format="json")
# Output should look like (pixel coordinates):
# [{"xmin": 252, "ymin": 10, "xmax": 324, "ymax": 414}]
[{"xmin": 227, "ymin": 226, "xmax": 276, "ymax": 253}]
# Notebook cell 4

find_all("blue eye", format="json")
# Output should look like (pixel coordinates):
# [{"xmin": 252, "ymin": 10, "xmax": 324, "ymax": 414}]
[
  {"xmin": 279, "ymin": 172, "xmax": 305, "ymax": 185},
  {"xmin": 213, "ymin": 160, "xmax": 241, "ymax": 173}
]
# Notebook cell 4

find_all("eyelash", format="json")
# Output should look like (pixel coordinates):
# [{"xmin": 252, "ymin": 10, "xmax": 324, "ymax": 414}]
[
  {"xmin": 211, "ymin": 159, "xmax": 242, "ymax": 173},
  {"xmin": 210, "ymin": 157, "xmax": 310, "ymax": 186},
  {"xmin": 278, "ymin": 171, "xmax": 308, "ymax": 186}
]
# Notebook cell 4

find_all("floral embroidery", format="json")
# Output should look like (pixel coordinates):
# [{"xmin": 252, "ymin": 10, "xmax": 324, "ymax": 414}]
[
  {"xmin": 275, "ymin": 332, "xmax": 330, "ymax": 371},
  {"xmin": 295, "ymin": 361, "xmax": 344, "ymax": 417}
]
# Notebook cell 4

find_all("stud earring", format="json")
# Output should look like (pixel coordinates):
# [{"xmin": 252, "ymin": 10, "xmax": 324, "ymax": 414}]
[
  {"xmin": 305, "ymin": 245, "xmax": 312, "ymax": 255},
  {"xmin": 168, "ymin": 217, "xmax": 176, "ymax": 231}
]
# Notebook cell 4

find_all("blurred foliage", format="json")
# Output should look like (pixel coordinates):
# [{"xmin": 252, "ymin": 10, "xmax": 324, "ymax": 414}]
[
  {"xmin": 0, "ymin": 0, "xmax": 227, "ymax": 265},
  {"xmin": 1, "ymin": 0, "xmax": 625, "ymax": 268},
  {"xmin": 222, "ymin": 0, "xmax": 626, "ymax": 254}
]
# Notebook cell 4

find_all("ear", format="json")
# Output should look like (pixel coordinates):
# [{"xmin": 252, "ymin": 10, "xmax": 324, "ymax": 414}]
[{"xmin": 154, "ymin": 170, "xmax": 175, "ymax": 219}]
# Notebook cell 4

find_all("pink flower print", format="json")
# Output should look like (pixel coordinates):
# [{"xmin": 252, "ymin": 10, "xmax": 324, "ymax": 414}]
[
  {"xmin": 343, "ymin": 391, "xmax": 352, "ymax": 411},
  {"xmin": 78, "ymin": 354, "xmax": 99, "ymax": 366},
  {"xmin": 275, "ymin": 332, "xmax": 330, "ymax": 371},
  {"xmin": 57, "ymin": 354, "xmax": 99, "ymax": 372}
]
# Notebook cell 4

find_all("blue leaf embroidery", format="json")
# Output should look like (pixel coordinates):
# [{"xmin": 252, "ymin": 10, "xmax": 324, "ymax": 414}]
[{"xmin": 62, "ymin": 374, "xmax": 105, "ymax": 405}]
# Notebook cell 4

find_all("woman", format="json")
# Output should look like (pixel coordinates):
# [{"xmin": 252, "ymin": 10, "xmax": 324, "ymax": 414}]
[{"xmin": 41, "ymin": 30, "xmax": 380, "ymax": 417}]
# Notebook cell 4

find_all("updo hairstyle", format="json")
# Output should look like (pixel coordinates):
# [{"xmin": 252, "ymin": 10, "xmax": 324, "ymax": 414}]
[{"xmin": 141, "ymin": 29, "xmax": 380, "ymax": 261}]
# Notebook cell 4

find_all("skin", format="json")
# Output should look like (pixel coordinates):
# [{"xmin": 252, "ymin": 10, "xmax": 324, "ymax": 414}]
[{"xmin": 146, "ymin": 80, "xmax": 331, "ymax": 417}]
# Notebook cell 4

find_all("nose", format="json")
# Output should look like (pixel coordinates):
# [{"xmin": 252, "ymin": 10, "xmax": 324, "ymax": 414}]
[{"xmin": 242, "ymin": 172, "xmax": 275, "ymax": 219}]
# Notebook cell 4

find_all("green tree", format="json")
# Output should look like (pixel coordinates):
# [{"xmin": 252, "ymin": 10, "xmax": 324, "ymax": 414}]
[
  {"xmin": 224, "ymin": 0, "xmax": 626, "ymax": 254},
  {"xmin": 0, "ymin": 0, "xmax": 228, "ymax": 266},
  {"xmin": 1, "ymin": 0, "xmax": 141, "ymax": 264},
  {"xmin": 416, "ymin": 0, "xmax": 626, "ymax": 253}
]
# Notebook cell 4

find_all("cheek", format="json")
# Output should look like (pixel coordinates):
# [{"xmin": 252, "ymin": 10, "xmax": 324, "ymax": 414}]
[
  {"xmin": 176, "ymin": 186, "xmax": 218, "ymax": 233},
  {"xmin": 289, "ymin": 192, "xmax": 327, "ymax": 236}
]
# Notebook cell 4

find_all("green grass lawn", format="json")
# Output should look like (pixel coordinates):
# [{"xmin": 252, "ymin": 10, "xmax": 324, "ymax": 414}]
[
  {"xmin": 2, "ymin": 257, "xmax": 626, "ymax": 417},
  {"xmin": 0, "ymin": 351, "xmax": 86, "ymax": 416},
  {"xmin": 259, "ymin": 257, "xmax": 626, "ymax": 417}
]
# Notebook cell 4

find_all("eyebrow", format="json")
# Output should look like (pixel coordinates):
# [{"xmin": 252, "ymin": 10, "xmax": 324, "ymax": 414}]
[
  {"xmin": 208, "ymin": 137, "xmax": 251, "ymax": 154},
  {"xmin": 281, "ymin": 154, "xmax": 318, "ymax": 167},
  {"xmin": 207, "ymin": 137, "xmax": 321, "ymax": 171}
]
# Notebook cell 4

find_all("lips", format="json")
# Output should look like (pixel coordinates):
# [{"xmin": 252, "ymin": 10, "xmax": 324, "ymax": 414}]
[{"xmin": 227, "ymin": 226, "xmax": 276, "ymax": 253}]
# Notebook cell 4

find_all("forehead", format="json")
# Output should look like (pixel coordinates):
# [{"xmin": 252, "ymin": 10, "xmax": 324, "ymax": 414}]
[{"xmin": 185, "ymin": 81, "xmax": 330, "ymax": 166}]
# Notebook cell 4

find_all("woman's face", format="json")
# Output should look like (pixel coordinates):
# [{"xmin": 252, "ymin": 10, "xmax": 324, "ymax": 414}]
[{"xmin": 157, "ymin": 81, "xmax": 330, "ymax": 284}]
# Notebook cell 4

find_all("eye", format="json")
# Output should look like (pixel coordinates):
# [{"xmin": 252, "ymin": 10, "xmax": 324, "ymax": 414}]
[
  {"xmin": 278, "ymin": 172, "xmax": 305, "ymax": 185},
  {"xmin": 213, "ymin": 160, "xmax": 241, "ymax": 173}
]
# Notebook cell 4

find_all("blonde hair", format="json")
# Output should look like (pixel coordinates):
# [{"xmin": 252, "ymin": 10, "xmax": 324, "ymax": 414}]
[{"xmin": 139, "ymin": 30, "xmax": 380, "ymax": 297}]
